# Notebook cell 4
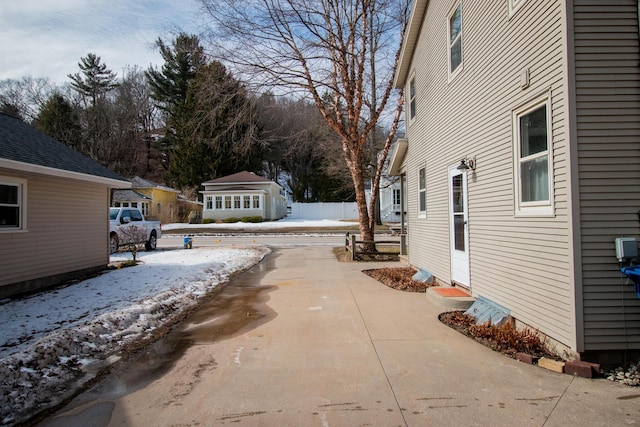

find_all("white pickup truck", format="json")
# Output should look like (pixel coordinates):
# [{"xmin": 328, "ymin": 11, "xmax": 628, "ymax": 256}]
[{"xmin": 109, "ymin": 207, "xmax": 162, "ymax": 254}]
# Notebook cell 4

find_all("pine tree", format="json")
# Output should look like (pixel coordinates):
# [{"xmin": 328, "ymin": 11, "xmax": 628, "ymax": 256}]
[
  {"xmin": 35, "ymin": 92, "xmax": 82, "ymax": 150},
  {"xmin": 68, "ymin": 53, "xmax": 118, "ymax": 107}
]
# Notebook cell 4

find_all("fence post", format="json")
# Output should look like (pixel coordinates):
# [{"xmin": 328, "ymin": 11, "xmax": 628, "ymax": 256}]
[
  {"xmin": 400, "ymin": 234, "xmax": 407, "ymax": 256},
  {"xmin": 351, "ymin": 234, "xmax": 357, "ymax": 261}
]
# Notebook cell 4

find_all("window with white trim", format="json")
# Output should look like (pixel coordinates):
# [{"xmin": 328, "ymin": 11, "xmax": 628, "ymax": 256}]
[
  {"xmin": 215, "ymin": 196, "xmax": 222, "ymax": 209},
  {"xmin": 509, "ymin": 0, "xmax": 526, "ymax": 17},
  {"xmin": 409, "ymin": 76, "xmax": 417, "ymax": 120},
  {"xmin": 448, "ymin": 2, "xmax": 463, "ymax": 79},
  {"xmin": 418, "ymin": 167, "xmax": 426, "ymax": 217},
  {"xmin": 253, "ymin": 195, "xmax": 260, "ymax": 209},
  {"xmin": 514, "ymin": 95, "xmax": 554, "ymax": 216},
  {"xmin": 140, "ymin": 202, "xmax": 149, "ymax": 216},
  {"xmin": 393, "ymin": 188, "xmax": 401, "ymax": 211},
  {"xmin": 205, "ymin": 196, "xmax": 213, "ymax": 210},
  {"xmin": 0, "ymin": 178, "xmax": 25, "ymax": 230}
]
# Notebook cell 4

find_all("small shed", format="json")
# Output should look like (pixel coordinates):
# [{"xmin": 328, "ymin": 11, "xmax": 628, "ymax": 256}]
[{"xmin": 0, "ymin": 113, "xmax": 130, "ymax": 298}]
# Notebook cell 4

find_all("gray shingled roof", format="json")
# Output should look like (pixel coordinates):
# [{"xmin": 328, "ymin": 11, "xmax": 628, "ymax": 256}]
[
  {"xmin": 112, "ymin": 189, "xmax": 152, "ymax": 202},
  {"xmin": 202, "ymin": 171, "xmax": 272, "ymax": 185},
  {"xmin": 0, "ymin": 113, "xmax": 127, "ymax": 182}
]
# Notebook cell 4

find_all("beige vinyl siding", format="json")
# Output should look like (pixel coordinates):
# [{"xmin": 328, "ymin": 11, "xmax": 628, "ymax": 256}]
[
  {"xmin": 405, "ymin": 0, "xmax": 577, "ymax": 348},
  {"xmin": 573, "ymin": 0, "xmax": 640, "ymax": 351},
  {"xmin": 0, "ymin": 171, "xmax": 110, "ymax": 293}
]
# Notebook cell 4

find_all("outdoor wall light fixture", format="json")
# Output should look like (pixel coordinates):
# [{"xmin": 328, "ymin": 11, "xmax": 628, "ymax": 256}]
[{"xmin": 457, "ymin": 156, "xmax": 476, "ymax": 171}]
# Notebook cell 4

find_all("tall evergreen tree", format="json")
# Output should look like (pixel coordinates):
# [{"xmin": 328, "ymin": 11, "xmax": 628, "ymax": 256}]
[
  {"xmin": 68, "ymin": 53, "xmax": 118, "ymax": 107},
  {"xmin": 145, "ymin": 33, "xmax": 206, "ymax": 115},
  {"xmin": 34, "ymin": 92, "xmax": 82, "ymax": 149},
  {"xmin": 164, "ymin": 61, "xmax": 261, "ymax": 188}
]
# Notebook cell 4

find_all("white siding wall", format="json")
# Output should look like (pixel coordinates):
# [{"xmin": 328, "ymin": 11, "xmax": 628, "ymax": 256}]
[
  {"xmin": 405, "ymin": 0, "xmax": 577, "ymax": 348},
  {"xmin": 573, "ymin": 0, "xmax": 640, "ymax": 351},
  {"xmin": 0, "ymin": 171, "xmax": 110, "ymax": 295}
]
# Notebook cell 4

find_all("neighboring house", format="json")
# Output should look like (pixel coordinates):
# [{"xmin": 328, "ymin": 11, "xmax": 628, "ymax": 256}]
[
  {"xmin": 201, "ymin": 171, "xmax": 288, "ymax": 221},
  {"xmin": 111, "ymin": 188, "xmax": 152, "ymax": 213},
  {"xmin": 365, "ymin": 176, "xmax": 406, "ymax": 224},
  {"xmin": 0, "ymin": 113, "xmax": 130, "ymax": 299},
  {"xmin": 112, "ymin": 177, "xmax": 202, "ymax": 224},
  {"xmin": 391, "ymin": 0, "xmax": 640, "ymax": 362}
]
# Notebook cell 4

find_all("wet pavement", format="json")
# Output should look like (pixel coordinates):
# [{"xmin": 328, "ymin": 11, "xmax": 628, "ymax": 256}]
[{"xmin": 38, "ymin": 246, "xmax": 640, "ymax": 426}]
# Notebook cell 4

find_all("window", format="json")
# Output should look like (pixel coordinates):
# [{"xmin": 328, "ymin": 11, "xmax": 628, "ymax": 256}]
[
  {"xmin": 0, "ymin": 179, "xmax": 25, "ymax": 230},
  {"xmin": 141, "ymin": 202, "xmax": 149, "ymax": 216},
  {"xmin": 253, "ymin": 195, "xmax": 261, "ymax": 209},
  {"xmin": 514, "ymin": 95, "xmax": 553, "ymax": 216},
  {"xmin": 509, "ymin": 0, "xmax": 526, "ymax": 17},
  {"xmin": 206, "ymin": 196, "xmax": 213, "ymax": 210},
  {"xmin": 418, "ymin": 167, "xmax": 426, "ymax": 217},
  {"xmin": 393, "ymin": 188, "xmax": 401, "ymax": 210},
  {"xmin": 448, "ymin": 3, "xmax": 463, "ymax": 79},
  {"xmin": 409, "ymin": 76, "xmax": 416, "ymax": 120},
  {"xmin": 224, "ymin": 196, "xmax": 232, "ymax": 209},
  {"xmin": 234, "ymin": 195, "xmax": 241, "ymax": 209},
  {"xmin": 215, "ymin": 196, "xmax": 222, "ymax": 209},
  {"xmin": 244, "ymin": 195, "xmax": 251, "ymax": 209}
]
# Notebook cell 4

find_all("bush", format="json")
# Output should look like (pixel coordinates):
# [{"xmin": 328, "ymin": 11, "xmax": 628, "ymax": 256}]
[
  {"xmin": 223, "ymin": 217, "xmax": 239, "ymax": 223},
  {"xmin": 241, "ymin": 216, "xmax": 263, "ymax": 223},
  {"xmin": 201, "ymin": 218, "xmax": 215, "ymax": 224}
]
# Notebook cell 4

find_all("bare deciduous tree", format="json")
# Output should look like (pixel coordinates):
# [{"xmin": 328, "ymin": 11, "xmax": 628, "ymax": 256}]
[{"xmin": 200, "ymin": 0, "xmax": 411, "ymax": 247}]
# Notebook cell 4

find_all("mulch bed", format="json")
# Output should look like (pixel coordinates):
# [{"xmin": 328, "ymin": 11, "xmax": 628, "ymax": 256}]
[
  {"xmin": 362, "ymin": 265, "xmax": 558, "ymax": 360},
  {"xmin": 362, "ymin": 266, "xmax": 430, "ymax": 292}
]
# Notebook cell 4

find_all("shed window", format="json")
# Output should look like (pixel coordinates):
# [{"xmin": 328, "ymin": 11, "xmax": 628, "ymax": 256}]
[{"xmin": 0, "ymin": 180, "xmax": 24, "ymax": 230}]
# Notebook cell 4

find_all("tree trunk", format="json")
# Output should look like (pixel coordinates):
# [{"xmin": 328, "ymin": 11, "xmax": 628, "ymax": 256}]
[{"xmin": 350, "ymin": 151, "xmax": 376, "ymax": 252}]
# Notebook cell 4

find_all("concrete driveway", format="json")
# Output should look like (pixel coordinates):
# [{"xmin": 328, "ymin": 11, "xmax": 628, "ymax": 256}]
[{"xmin": 43, "ymin": 246, "xmax": 640, "ymax": 426}]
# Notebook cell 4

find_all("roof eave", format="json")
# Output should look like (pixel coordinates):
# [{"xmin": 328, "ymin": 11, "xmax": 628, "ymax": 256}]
[
  {"xmin": 0, "ymin": 158, "xmax": 131, "ymax": 188},
  {"xmin": 394, "ymin": 0, "xmax": 429, "ymax": 88}
]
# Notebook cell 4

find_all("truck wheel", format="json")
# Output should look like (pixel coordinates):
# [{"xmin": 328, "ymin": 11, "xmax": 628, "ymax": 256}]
[
  {"xmin": 109, "ymin": 234, "xmax": 119, "ymax": 254},
  {"xmin": 145, "ymin": 231, "xmax": 157, "ymax": 251}
]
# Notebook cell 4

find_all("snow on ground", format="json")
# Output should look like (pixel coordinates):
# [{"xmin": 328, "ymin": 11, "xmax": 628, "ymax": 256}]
[{"xmin": 0, "ymin": 246, "xmax": 270, "ymax": 426}]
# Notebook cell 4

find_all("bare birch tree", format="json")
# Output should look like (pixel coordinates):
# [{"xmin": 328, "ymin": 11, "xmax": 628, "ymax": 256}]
[{"xmin": 200, "ymin": 0, "xmax": 411, "ymax": 247}]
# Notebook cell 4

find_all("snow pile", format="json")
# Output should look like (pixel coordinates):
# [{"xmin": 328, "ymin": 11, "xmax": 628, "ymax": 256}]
[{"xmin": 0, "ymin": 246, "xmax": 270, "ymax": 426}]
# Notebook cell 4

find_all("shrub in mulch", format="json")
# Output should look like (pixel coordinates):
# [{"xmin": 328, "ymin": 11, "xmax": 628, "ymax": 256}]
[
  {"xmin": 439, "ymin": 311, "xmax": 557, "ymax": 359},
  {"xmin": 363, "ymin": 267, "xmax": 430, "ymax": 292}
]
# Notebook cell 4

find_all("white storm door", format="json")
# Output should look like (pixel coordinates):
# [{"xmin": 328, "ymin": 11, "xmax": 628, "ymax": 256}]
[{"xmin": 449, "ymin": 167, "xmax": 470, "ymax": 287}]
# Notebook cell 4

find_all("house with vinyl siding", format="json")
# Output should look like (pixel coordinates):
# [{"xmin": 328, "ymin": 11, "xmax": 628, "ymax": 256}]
[
  {"xmin": 0, "ymin": 113, "xmax": 130, "ymax": 299},
  {"xmin": 201, "ymin": 171, "xmax": 288, "ymax": 222},
  {"xmin": 391, "ymin": 0, "xmax": 640, "ymax": 362}
]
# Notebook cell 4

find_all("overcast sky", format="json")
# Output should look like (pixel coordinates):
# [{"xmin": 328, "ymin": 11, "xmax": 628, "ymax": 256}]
[{"xmin": 0, "ymin": 0, "xmax": 205, "ymax": 85}]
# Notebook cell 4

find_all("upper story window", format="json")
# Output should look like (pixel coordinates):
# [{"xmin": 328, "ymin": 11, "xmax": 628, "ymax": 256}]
[
  {"xmin": 513, "ymin": 94, "xmax": 554, "ymax": 216},
  {"xmin": 418, "ymin": 167, "xmax": 426, "ymax": 217},
  {"xmin": 509, "ymin": 0, "xmax": 526, "ymax": 17},
  {"xmin": 448, "ymin": 2, "xmax": 463, "ymax": 80},
  {"xmin": 0, "ymin": 178, "xmax": 26, "ymax": 231},
  {"xmin": 409, "ymin": 76, "xmax": 417, "ymax": 120}
]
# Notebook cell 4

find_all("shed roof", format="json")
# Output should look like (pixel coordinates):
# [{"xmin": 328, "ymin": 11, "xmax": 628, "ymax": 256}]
[{"xmin": 0, "ymin": 113, "xmax": 128, "ymax": 185}]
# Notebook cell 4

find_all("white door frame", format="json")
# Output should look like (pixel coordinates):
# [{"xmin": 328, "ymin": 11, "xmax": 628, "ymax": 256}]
[{"xmin": 449, "ymin": 166, "xmax": 470, "ymax": 287}]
